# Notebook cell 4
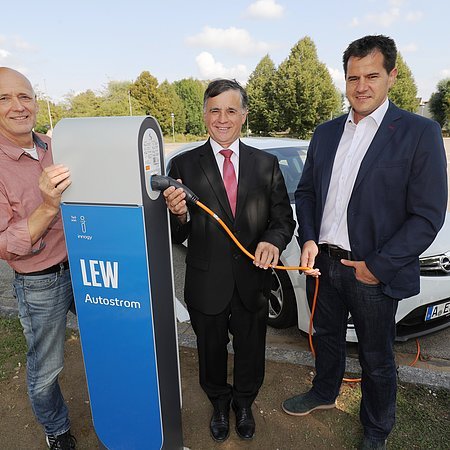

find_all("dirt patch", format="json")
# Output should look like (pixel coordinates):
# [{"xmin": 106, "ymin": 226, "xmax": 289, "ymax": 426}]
[{"xmin": 0, "ymin": 333, "xmax": 362, "ymax": 450}]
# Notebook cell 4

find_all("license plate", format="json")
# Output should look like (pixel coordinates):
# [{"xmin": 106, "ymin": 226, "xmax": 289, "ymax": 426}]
[{"xmin": 425, "ymin": 301, "xmax": 450, "ymax": 321}]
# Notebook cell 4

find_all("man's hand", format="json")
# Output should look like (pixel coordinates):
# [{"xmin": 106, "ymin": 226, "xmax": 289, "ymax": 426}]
[
  {"xmin": 39, "ymin": 164, "xmax": 71, "ymax": 213},
  {"xmin": 340, "ymin": 259, "xmax": 379, "ymax": 285},
  {"xmin": 28, "ymin": 164, "xmax": 71, "ymax": 244},
  {"xmin": 163, "ymin": 178, "xmax": 188, "ymax": 223},
  {"xmin": 300, "ymin": 240, "xmax": 321, "ymax": 277},
  {"xmin": 254, "ymin": 241, "xmax": 279, "ymax": 269}
]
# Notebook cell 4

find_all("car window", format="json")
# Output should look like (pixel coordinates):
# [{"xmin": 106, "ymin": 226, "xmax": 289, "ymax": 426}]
[
  {"xmin": 166, "ymin": 143, "xmax": 309, "ymax": 203},
  {"xmin": 264, "ymin": 147, "xmax": 308, "ymax": 202}
]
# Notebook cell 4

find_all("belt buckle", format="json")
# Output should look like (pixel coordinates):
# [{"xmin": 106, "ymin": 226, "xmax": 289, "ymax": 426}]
[{"xmin": 323, "ymin": 244, "xmax": 350, "ymax": 260}]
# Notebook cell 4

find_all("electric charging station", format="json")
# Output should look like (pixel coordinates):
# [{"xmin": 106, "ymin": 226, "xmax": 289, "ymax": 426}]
[{"xmin": 52, "ymin": 116, "xmax": 184, "ymax": 450}]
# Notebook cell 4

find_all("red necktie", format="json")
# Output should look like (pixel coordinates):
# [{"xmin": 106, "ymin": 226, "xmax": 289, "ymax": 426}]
[{"xmin": 219, "ymin": 149, "xmax": 237, "ymax": 216}]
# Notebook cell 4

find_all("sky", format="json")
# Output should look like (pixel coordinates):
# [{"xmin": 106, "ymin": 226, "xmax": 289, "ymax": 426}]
[{"xmin": 1, "ymin": 0, "xmax": 449, "ymax": 103}]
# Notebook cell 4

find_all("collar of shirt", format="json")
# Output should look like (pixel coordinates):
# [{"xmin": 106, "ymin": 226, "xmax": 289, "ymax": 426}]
[
  {"xmin": 209, "ymin": 137, "xmax": 240, "ymax": 157},
  {"xmin": 347, "ymin": 97, "xmax": 389, "ymax": 128},
  {"xmin": 209, "ymin": 137, "xmax": 240, "ymax": 179},
  {"xmin": 0, "ymin": 132, "xmax": 48, "ymax": 161}
]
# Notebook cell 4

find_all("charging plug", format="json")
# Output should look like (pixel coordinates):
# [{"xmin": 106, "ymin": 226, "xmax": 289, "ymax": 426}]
[{"xmin": 150, "ymin": 175, "xmax": 199, "ymax": 204}]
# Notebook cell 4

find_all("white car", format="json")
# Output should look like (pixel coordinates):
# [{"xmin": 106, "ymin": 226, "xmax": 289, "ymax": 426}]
[{"xmin": 167, "ymin": 137, "xmax": 450, "ymax": 342}]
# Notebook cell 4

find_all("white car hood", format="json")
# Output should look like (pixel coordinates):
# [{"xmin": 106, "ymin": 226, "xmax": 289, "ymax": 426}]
[{"xmin": 421, "ymin": 212, "xmax": 450, "ymax": 257}]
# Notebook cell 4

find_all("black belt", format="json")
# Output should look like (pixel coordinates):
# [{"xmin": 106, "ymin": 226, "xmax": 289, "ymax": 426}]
[
  {"xmin": 319, "ymin": 244, "xmax": 353, "ymax": 260},
  {"xmin": 17, "ymin": 261, "xmax": 70, "ymax": 276}
]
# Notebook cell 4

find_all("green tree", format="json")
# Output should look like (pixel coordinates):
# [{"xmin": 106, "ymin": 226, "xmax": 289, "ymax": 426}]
[
  {"xmin": 429, "ymin": 78, "xmax": 450, "ymax": 131},
  {"xmin": 246, "ymin": 54, "xmax": 278, "ymax": 134},
  {"xmin": 174, "ymin": 78, "xmax": 206, "ymax": 135},
  {"xmin": 156, "ymin": 80, "xmax": 186, "ymax": 135},
  {"xmin": 65, "ymin": 89, "xmax": 103, "ymax": 117},
  {"xmin": 100, "ymin": 80, "xmax": 145, "ymax": 116},
  {"xmin": 274, "ymin": 37, "xmax": 341, "ymax": 138},
  {"xmin": 35, "ymin": 96, "xmax": 67, "ymax": 134},
  {"xmin": 130, "ymin": 71, "xmax": 161, "ymax": 117},
  {"xmin": 389, "ymin": 53, "xmax": 419, "ymax": 111}
]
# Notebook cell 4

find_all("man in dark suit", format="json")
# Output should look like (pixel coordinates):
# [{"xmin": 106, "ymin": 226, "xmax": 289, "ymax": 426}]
[
  {"xmin": 282, "ymin": 35, "xmax": 447, "ymax": 450},
  {"xmin": 163, "ymin": 79, "xmax": 295, "ymax": 442}
]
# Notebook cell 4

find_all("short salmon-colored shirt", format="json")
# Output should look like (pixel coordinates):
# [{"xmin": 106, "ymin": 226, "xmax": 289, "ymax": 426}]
[{"xmin": 0, "ymin": 132, "xmax": 67, "ymax": 273}]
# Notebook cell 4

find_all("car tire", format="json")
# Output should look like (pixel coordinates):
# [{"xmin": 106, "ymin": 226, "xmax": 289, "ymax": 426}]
[{"xmin": 267, "ymin": 267, "xmax": 298, "ymax": 328}]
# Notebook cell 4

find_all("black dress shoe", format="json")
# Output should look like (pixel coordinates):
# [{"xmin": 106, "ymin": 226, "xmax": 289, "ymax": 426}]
[
  {"xmin": 210, "ymin": 408, "xmax": 230, "ymax": 442},
  {"xmin": 232, "ymin": 403, "xmax": 255, "ymax": 440}
]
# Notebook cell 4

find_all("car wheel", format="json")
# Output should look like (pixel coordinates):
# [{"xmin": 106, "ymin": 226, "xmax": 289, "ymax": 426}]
[{"xmin": 267, "ymin": 267, "xmax": 297, "ymax": 328}]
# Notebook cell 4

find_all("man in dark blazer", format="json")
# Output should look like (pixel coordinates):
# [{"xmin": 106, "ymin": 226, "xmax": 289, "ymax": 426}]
[
  {"xmin": 163, "ymin": 79, "xmax": 295, "ymax": 442},
  {"xmin": 282, "ymin": 36, "xmax": 447, "ymax": 450}
]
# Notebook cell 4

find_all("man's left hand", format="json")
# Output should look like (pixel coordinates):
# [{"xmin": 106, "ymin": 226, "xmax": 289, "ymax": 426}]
[
  {"xmin": 254, "ymin": 242, "xmax": 279, "ymax": 269},
  {"xmin": 340, "ymin": 259, "xmax": 380, "ymax": 285}
]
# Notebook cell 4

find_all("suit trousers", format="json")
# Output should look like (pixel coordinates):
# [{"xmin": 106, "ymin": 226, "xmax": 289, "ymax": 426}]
[{"xmin": 188, "ymin": 286, "xmax": 268, "ymax": 411}]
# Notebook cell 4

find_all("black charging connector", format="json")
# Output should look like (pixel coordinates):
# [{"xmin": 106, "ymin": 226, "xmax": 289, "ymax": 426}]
[{"xmin": 150, "ymin": 175, "xmax": 199, "ymax": 204}]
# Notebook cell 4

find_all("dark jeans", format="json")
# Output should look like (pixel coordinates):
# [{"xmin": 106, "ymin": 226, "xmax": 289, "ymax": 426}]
[{"xmin": 308, "ymin": 252, "xmax": 399, "ymax": 441}]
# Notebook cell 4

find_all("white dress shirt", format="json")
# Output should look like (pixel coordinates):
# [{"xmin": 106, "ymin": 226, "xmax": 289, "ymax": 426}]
[
  {"xmin": 210, "ymin": 138, "xmax": 240, "ymax": 180},
  {"xmin": 319, "ymin": 98, "xmax": 389, "ymax": 251}
]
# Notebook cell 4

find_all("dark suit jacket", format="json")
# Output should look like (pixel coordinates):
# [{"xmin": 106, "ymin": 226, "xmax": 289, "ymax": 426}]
[
  {"xmin": 296, "ymin": 102, "xmax": 448, "ymax": 299},
  {"xmin": 169, "ymin": 139, "xmax": 295, "ymax": 314}
]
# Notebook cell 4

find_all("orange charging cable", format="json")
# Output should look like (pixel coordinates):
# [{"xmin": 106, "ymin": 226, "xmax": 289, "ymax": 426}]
[
  {"xmin": 195, "ymin": 199, "xmax": 421, "ymax": 382},
  {"xmin": 196, "ymin": 200, "xmax": 312, "ymax": 271}
]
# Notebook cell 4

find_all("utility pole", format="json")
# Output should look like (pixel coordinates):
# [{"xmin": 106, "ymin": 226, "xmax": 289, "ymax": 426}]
[{"xmin": 44, "ymin": 79, "xmax": 53, "ymax": 132}]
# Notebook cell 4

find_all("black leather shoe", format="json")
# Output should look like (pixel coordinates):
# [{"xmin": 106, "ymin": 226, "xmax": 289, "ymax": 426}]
[
  {"xmin": 210, "ymin": 408, "xmax": 230, "ymax": 442},
  {"xmin": 232, "ymin": 403, "xmax": 255, "ymax": 440}
]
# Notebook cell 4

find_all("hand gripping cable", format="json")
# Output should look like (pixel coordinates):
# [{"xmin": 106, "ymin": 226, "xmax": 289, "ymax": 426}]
[{"xmin": 150, "ymin": 174, "xmax": 420, "ymax": 381}]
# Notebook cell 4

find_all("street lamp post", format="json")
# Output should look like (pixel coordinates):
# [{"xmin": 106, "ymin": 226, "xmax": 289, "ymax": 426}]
[
  {"xmin": 128, "ymin": 91, "xmax": 133, "ymax": 116},
  {"xmin": 419, "ymin": 101, "xmax": 425, "ymax": 117},
  {"xmin": 171, "ymin": 113, "xmax": 175, "ymax": 143}
]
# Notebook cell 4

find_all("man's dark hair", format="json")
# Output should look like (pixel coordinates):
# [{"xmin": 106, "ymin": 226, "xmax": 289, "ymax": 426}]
[
  {"xmin": 343, "ymin": 35, "xmax": 397, "ymax": 76},
  {"xmin": 203, "ymin": 79, "xmax": 248, "ymax": 111}
]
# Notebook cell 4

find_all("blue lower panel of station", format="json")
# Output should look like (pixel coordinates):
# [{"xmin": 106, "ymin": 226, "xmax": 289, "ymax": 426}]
[{"xmin": 62, "ymin": 203, "xmax": 163, "ymax": 449}]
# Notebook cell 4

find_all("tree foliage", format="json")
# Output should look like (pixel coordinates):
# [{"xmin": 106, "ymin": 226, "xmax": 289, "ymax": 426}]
[
  {"xmin": 100, "ymin": 81, "xmax": 144, "ymax": 117},
  {"xmin": 130, "ymin": 71, "xmax": 162, "ymax": 117},
  {"xmin": 65, "ymin": 89, "xmax": 103, "ymax": 117},
  {"xmin": 35, "ymin": 97, "xmax": 66, "ymax": 134},
  {"xmin": 156, "ymin": 80, "xmax": 186, "ymax": 135},
  {"xmin": 246, "ymin": 55, "xmax": 278, "ymax": 134},
  {"xmin": 174, "ymin": 78, "xmax": 206, "ymax": 135},
  {"xmin": 273, "ymin": 37, "xmax": 341, "ymax": 138},
  {"xmin": 389, "ymin": 53, "xmax": 419, "ymax": 111},
  {"xmin": 33, "ymin": 36, "xmax": 428, "ymax": 139},
  {"xmin": 429, "ymin": 78, "xmax": 450, "ymax": 131}
]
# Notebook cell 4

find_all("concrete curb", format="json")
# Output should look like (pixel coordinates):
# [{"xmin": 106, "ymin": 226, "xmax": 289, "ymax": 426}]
[
  {"xmin": 177, "ymin": 328, "xmax": 450, "ymax": 390},
  {"xmin": 2, "ymin": 304, "xmax": 449, "ymax": 391}
]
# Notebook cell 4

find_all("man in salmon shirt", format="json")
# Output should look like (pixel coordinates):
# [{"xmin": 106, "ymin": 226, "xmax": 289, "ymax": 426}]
[{"xmin": 0, "ymin": 67, "xmax": 76, "ymax": 450}]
